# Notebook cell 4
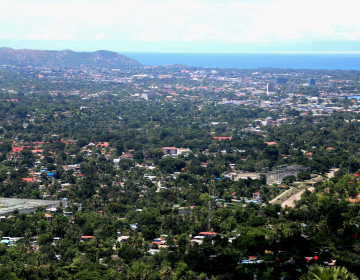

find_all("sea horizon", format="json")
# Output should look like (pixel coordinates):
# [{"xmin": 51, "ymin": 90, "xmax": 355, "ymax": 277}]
[{"xmin": 122, "ymin": 52, "xmax": 360, "ymax": 70}]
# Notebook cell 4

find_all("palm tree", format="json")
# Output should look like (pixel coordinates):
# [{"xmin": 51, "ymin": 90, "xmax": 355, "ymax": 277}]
[
  {"xmin": 159, "ymin": 265, "xmax": 174, "ymax": 280},
  {"xmin": 300, "ymin": 264, "xmax": 358, "ymax": 280}
]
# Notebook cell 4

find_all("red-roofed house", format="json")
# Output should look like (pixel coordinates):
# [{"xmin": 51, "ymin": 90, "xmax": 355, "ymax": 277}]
[
  {"xmin": 97, "ymin": 142, "xmax": 109, "ymax": 148},
  {"xmin": 199, "ymin": 232, "xmax": 217, "ymax": 236},
  {"xmin": 253, "ymin": 192, "xmax": 261, "ymax": 200},
  {"xmin": 21, "ymin": 178, "xmax": 35, "ymax": 183},
  {"xmin": 120, "ymin": 154, "xmax": 133, "ymax": 159},
  {"xmin": 152, "ymin": 238, "xmax": 166, "ymax": 245},
  {"xmin": 265, "ymin": 142, "xmax": 277, "ymax": 145},
  {"xmin": 81, "ymin": 236, "xmax": 95, "ymax": 241},
  {"xmin": 213, "ymin": 136, "xmax": 232, "ymax": 141},
  {"xmin": 12, "ymin": 146, "xmax": 30, "ymax": 153}
]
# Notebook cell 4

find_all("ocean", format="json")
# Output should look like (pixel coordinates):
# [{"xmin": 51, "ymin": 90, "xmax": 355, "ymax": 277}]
[{"xmin": 122, "ymin": 52, "xmax": 360, "ymax": 70}]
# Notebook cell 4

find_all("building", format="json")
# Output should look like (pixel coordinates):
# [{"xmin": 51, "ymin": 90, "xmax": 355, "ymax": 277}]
[
  {"xmin": 162, "ymin": 147, "xmax": 177, "ymax": 155},
  {"xmin": 81, "ymin": 236, "xmax": 95, "ymax": 241},
  {"xmin": 0, "ymin": 198, "xmax": 67, "ymax": 215},
  {"xmin": 275, "ymin": 77, "xmax": 287, "ymax": 84},
  {"xmin": 213, "ymin": 136, "xmax": 232, "ymax": 141},
  {"xmin": 117, "ymin": 236, "xmax": 130, "ymax": 243},
  {"xmin": 199, "ymin": 232, "xmax": 217, "ymax": 237},
  {"xmin": 253, "ymin": 192, "xmax": 261, "ymax": 200},
  {"xmin": 308, "ymin": 78, "xmax": 316, "ymax": 86},
  {"xmin": 120, "ymin": 154, "xmax": 133, "ymax": 160},
  {"xmin": 267, "ymin": 83, "xmax": 275, "ymax": 95},
  {"xmin": 290, "ymin": 84, "xmax": 296, "ymax": 91},
  {"xmin": 140, "ymin": 93, "xmax": 148, "ymax": 100},
  {"xmin": 178, "ymin": 206, "xmax": 193, "ymax": 215}
]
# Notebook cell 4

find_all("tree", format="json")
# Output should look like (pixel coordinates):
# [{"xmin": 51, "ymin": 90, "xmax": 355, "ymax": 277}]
[
  {"xmin": 177, "ymin": 233, "xmax": 189, "ymax": 254},
  {"xmin": 160, "ymin": 265, "xmax": 174, "ymax": 280},
  {"xmin": 300, "ymin": 264, "xmax": 358, "ymax": 280},
  {"xmin": 114, "ymin": 141, "xmax": 125, "ymax": 156},
  {"xmin": 260, "ymin": 173, "xmax": 266, "ymax": 185},
  {"xmin": 297, "ymin": 172, "xmax": 311, "ymax": 181},
  {"xmin": 132, "ymin": 151, "xmax": 144, "ymax": 160},
  {"xmin": 77, "ymin": 138, "xmax": 88, "ymax": 148},
  {"xmin": 283, "ymin": 175, "xmax": 296, "ymax": 184}
]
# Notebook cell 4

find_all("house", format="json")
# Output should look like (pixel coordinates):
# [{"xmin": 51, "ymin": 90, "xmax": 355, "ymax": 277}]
[
  {"xmin": 148, "ymin": 249, "xmax": 160, "ymax": 255},
  {"xmin": 81, "ymin": 236, "xmax": 95, "ymax": 241},
  {"xmin": 178, "ymin": 206, "xmax": 194, "ymax": 215},
  {"xmin": 265, "ymin": 142, "xmax": 277, "ymax": 145},
  {"xmin": 64, "ymin": 212, "xmax": 73, "ymax": 218},
  {"xmin": 199, "ymin": 232, "xmax": 217, "ymax": 237},
  {"xmin": 130, "ymin": 224, "xmax": 138, "ymax": 230},
  {"xmin": 117, "ymin": 236, "xmax": 130, "ymax": 243},
  {"xmin": 96, "ymin": 142, "xmax": 109, "ymax": 148},
  {"xmin": 162, "ymin": 147, "xmax": 177, "ymax": 155},
  {"xmin": 190, "ymin": 236, "xmax": 205, "ymax": 245},
  {"xmin": 177, "ymin": 148, "xmax": 191, "ymax": 155},
  {"xmin": 120, "ymin": 154, "xmax": 133, "ymax": 160},
  {"xmin": 253, "ymin": 192, "xmax": 261, "ymax": 200},
  {"xmin": 113, "ymin": 159, "xmax": 120, "ymax": 166},
  {"xmin": 1, "ymin": 237, "xmax": 22, "ymax": 247},
  {"xmin": 47, "ymin": 172, "xmax": 55, "ymax": 178},
  {"xmin": 21, "ymin": 178, "xmax": 35, "ymax": 183},
  {"xmin": 152, "ymin": 237, "xmax": 166, "ymax": 246},
  {"xmin": 44, "ymin": 214, "xmax": 52, "ymax": 222},
  {"xmin": 213, "ymin": 136, "xmax": 232, "ymax": 141}
]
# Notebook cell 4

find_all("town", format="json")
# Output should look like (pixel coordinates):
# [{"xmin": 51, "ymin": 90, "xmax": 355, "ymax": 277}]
[{"xmin": 0, "ymin": 59, "xmax": 359, "ymax": 279}]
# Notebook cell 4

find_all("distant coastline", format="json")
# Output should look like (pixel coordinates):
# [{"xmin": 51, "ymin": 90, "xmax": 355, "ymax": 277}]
[{"xmin": 122, "ymin": 52, "xmax": 360, "ymax": 70}]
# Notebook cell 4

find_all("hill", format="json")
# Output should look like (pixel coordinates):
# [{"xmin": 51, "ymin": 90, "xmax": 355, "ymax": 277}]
[{"xmin": 0, "ymin": 48, "xmax": 141, "ymax": 68}]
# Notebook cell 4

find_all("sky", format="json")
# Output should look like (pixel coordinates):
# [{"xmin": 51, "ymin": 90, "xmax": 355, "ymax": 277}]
[{"xmin": 1, "ymin": 0, "xmax": 360, "ymax": 53}]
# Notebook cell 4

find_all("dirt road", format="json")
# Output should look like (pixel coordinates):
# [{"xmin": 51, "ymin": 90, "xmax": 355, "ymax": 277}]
[
  {"xmin": 327, "ymin": 168, "xmax": 339, "ymax": 179},
  {"xmin": 156, "ymin": 181, "xmax": 161, "ymax": 192},
  {"xmin": 281, "ymin": 187, "xmax": 314, "ymax": 207},
  {"xmin": 269, "ymin": 188, "xmax": 293, "ymax": 204}
]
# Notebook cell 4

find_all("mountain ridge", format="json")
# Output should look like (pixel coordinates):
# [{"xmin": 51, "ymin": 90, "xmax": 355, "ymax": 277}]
[{"xmin": 0, "ymin": 48, "xmax": 141, "ymax": 68}]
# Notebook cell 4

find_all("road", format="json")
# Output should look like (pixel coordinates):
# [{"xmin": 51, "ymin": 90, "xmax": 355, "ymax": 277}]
[
  {"xmin": 281, "ymin": 187, "xmax": 314, "ymax": 208},
  {"xmin": 156, "ymin": 181, "xmax": 161, "ymax": 192},
  {"xmin": 327, "ymin": 168, "xmax": 339, "ymax": 179},
  {"xmin": 269, "ymin": 188, "xmax": 293, "ymax": 204}
]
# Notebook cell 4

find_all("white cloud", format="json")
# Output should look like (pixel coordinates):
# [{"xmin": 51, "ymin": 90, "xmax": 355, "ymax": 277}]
[
  {"xmin": 24, "ymin": 22, "xmax": 75, "ymax": 41},
  {"xmin": 0, "ymin": 0, "xmax": 360, "ymax": 44},
  {"xmin": 94, "ymin": 33, "xmax": 105, "ymax": 41}
]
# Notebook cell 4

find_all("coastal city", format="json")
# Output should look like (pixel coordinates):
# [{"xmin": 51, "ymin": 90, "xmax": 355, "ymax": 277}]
[
  {"xmin": 1, "ymin": 62, "xmax": 359, "ymax": 114},
  {"xmin": 0, "ymin": 49, "xmax": 359, "ymax": 279},
  {"xmin": 2, "ymin": 0, "xmax": 360, "ymax": 278}
]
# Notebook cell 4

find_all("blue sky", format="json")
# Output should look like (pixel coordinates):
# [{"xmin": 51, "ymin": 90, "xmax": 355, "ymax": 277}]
[{"xmin": 1, "ymin": 0, "xmax": 360, "ymax": 53}]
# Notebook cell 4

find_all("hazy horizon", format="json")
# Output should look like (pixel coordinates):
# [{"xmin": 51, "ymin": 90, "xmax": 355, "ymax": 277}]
[{"xmin": 1, "ymin": 0, "xmax": 360, "ymax": 53}]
